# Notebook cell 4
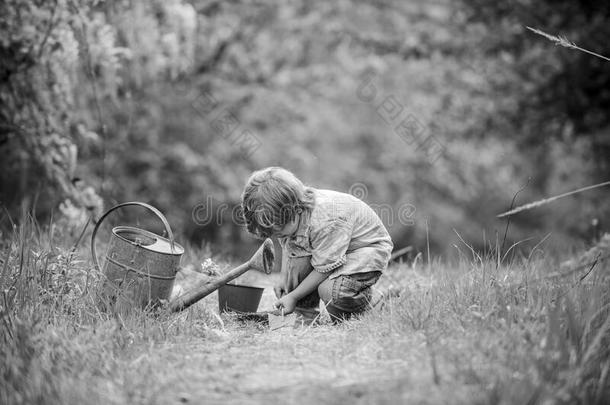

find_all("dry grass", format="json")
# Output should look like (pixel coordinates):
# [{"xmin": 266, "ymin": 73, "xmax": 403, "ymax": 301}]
[
  {"xmin": 1, "ymin": 215, "xmax": 609, "ymax": 404},
  {"xmin": 526, "ymin": 27, "xmax": 610, "ymax": 63}
]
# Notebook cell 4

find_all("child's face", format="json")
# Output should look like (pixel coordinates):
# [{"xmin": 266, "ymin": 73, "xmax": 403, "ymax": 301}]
[{"xmin": 272, "ymin": 214, "xmax": 300, "ymax": 238}]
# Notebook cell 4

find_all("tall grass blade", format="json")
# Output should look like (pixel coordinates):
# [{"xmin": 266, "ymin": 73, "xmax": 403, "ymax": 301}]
[
  {"xmin": 497, "ymin": 181, "xmax": 610, "ymax": 218},
  {"xmin": 0, "ymin": 245, "xmax": 11, "ymax": 292},
  {"xmin": 526, "ymin": 26, "xmax": 610, "ymax": 62}
]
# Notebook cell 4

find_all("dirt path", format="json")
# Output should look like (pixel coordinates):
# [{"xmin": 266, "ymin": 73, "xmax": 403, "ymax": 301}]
[
  {"xmin": 132, "ymin": 318, "xmax": 476, "ymax": 405},
  {"xmin": 127, "ymin": 269, "xmax": 480, "ymax": 405}
]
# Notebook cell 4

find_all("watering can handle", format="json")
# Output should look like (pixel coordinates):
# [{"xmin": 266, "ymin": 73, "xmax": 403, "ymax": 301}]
[{"xmin": 91, "ymin": 201, "xmax": 177, "ymax": 273}]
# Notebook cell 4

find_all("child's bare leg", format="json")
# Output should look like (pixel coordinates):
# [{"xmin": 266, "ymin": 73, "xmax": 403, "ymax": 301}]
[{"xmin": 281, "ymin": 249, "xmax": 319, "ymax": 309}]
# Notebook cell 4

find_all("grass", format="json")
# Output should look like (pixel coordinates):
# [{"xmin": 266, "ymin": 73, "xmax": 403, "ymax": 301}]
[
  {"xmin": 1, "ymin": 215, "xmax": 609, "ymax": 404},
  {"xmin": 526, "ymin": 27, "xmax": 610, "ymax": 63}
]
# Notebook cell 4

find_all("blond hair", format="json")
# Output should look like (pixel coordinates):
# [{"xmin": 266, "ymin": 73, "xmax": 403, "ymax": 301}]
[{"xmin": 241, "ymin": 167, "xmax": 315, "ymax": 238}]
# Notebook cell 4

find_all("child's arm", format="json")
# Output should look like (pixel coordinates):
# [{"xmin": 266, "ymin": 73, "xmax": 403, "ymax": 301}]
[
  {"xmin": 274, "ymin": 270, "xmax": 330, "ymax": 314},
  {"xmin": 275, "ymin": 218, "xmax": 351, "ymax": 313}
]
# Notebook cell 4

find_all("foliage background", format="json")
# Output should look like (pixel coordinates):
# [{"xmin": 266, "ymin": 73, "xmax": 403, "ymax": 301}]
[{"xmin": 1, "ymin": 0, "xmax": 608, "ymax": 260}]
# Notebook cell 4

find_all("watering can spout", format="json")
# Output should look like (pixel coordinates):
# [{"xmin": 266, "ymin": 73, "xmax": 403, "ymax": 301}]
[
  {"xmin": 249, "ymin": 238, "xmax": 275, "ymax": 274},
  {"xmin": 169, "ymin": 239, "xmax": 275, "ymax": 312}
]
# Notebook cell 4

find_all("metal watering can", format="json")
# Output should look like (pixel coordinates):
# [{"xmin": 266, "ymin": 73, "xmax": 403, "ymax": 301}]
[{"xmin": 91, "ymin": 201, "xmax": 275, "ymax": 313}]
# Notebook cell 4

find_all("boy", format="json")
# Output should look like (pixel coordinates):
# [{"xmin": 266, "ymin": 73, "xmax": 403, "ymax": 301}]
[{"xmin": 241, "ymin": 167, "xmax": 393, "ymax": 321}]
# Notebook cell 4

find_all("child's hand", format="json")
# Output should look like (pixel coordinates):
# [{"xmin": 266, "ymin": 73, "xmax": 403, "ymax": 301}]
[{"xmin": 274, "ymin": 293, "xmax": 297, "ymax": 315}]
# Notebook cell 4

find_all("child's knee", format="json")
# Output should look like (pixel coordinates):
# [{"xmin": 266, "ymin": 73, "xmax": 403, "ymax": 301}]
[
  {"xmin": 319, "ymin": 271, "xmax": 381, "ymax": 314},
  {"xmin": 317, "ymin": 277, "xmax": 333, "ymax": 303}
]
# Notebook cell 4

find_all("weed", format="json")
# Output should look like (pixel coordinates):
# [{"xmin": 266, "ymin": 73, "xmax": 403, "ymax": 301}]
[{"xmin": 1, "ymin": 212, "xmax": 609, "ymax": 404}]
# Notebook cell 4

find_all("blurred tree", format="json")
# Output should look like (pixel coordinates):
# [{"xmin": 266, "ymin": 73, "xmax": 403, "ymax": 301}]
[
  {"xmin": 3, "ymin": 0, "xmax": 605, "ymax": 258},
  {"xmin": 455, "ymin": 0, "xmax": 610, "ymax": 243},
  {"xmin": 0, "ymin": 0, "xmax": 120, "ymax": 226}
]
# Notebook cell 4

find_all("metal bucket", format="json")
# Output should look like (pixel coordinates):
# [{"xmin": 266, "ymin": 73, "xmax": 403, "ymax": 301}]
[
  {"xmin": 91, "ymin": 202, "xmax": 184, "ymax": 311},
  {"xmin": 218, "ymin": 284, "xmax": 264, "ymax": 313}
]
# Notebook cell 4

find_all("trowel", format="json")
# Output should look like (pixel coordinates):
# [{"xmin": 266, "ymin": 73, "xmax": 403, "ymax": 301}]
[{"xmin": 268, "ymin": 310, "xmax": 298, "ymax": 331}]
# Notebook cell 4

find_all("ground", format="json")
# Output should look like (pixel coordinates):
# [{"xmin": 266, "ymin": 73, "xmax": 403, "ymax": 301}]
[
  {"xmin": 2, "ymin": 236, "xmax": 609, "ymax": 405},
  {"xmin": 104, "ymin": 267, "xmax": 482, "ymax": 405}
]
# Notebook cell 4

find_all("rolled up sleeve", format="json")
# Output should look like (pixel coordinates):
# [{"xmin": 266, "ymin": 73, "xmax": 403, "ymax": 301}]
[{"xmin": 310, "ymin": 219, "xmax": 352, "ymax": 273}]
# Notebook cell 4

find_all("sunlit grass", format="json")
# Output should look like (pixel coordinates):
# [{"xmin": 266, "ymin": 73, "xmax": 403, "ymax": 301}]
[{"xmin": 1, "ymin": 216, "xmax": 608, "ymax": 404}]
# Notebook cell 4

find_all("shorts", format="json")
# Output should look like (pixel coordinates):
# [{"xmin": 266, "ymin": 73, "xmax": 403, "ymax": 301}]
[{"xmin": 318, "ymin": 271, "xmax": 381, "ymax": 315}]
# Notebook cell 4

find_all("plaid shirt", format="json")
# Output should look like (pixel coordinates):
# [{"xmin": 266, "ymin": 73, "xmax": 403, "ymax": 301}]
[{"xmin": 279, "ymin": 188, "xmax": 393, "ymax": 279}]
